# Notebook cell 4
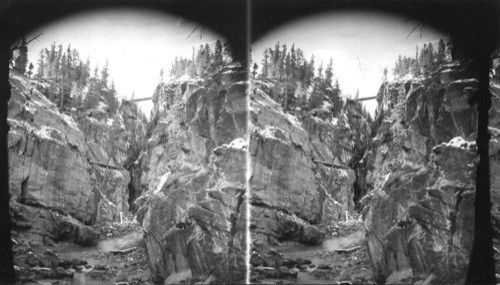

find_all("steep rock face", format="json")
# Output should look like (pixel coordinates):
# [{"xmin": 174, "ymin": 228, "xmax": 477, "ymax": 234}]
[
  {"xmin": 7, "ymin": 73, "xmax": 99, "ymax": 245},
  {"xmin": 362, "ymin": 61, "xmax": 481, "ymax": 283},
  {"xmin": 489, "ymin": 69, "xmax": 500, "ymax": 274},
  {"xmin": 249, "ymin": 80, "xmax": 370, "ymax": 248},
  {"xmin": 8, "ymin": 72, "xmax": 146, "ymax": 246},
  {"xmin": 76, "ymin": 98, "xmax": 147, "ymax": 223},
  {"xmin": 135, "ymin": 67, "xmax": 248, "ymax": 283},
  {"xmin": 93, "ymin": 168, "xmax": 131, "ymax": 224}
]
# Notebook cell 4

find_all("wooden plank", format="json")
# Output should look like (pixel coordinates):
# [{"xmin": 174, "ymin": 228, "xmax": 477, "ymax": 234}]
[
  {"xmin": 334, "ymin": 245, "xmax": 361, "ymax": 254},
  {"xmin": 127, "ymin": 97, "xmax": 153, "ymax": 103},
  {"xmin": 354, "ymin": 96, "xmax": 377, "ymax": 102},
  {"xmin": 110, "ymin": 247, "xmax": 136, "ymax": 254},
  {"xmin": 313, "ymin": 160, "xmax": 347, "ymax": 169},
  {"xmin": 88, "ymin": 161, "xmax": 124, "ymax": 171}
]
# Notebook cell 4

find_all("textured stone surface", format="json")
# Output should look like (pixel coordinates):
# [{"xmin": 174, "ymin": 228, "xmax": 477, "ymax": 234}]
[
  {"xmin": 136, "ymin": 67, "xmax": 248, "ymax": 283},
  {"xmin": 249, "ymin": 79, "xmax": 370, "ymax": 249},
  {"xmin": 94, "ymin": 168, "xmax": 131, "ymax": 224},
  {"xmin": 362, "ymin": 61, "xmax": 480, "ymax": 283},
  {"xmin": 8, "ymin": 74, "xmax": 97, "ymax": 225},
  {"xmin": 8, "ymin": 72, "xmax": 146, "ymax": 248}
]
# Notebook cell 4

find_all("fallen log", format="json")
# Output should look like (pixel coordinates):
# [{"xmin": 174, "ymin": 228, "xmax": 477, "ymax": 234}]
[
  {"xmin": 334, "ymin": 245, "xmax": 361, "ymax": 254},
  {"xmin": 110, "ymin": 247, "xmax": 136, "ymax": 254}
]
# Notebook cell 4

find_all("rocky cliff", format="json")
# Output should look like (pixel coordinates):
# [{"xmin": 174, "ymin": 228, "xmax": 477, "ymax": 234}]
[
  {"xmin": 134, "ymin": 66, "xmax": 248, "ymax": 284},
  {"xmin": 8, "ymin": 71, "xmax": 146, "ymax": 247},
  {"xmin": 249, "ymin": 79, "xmax": 371, "ymax": 248},
  {"xmin": 360, "ymin": 59, "xmax": 493, "ymax": 284}
]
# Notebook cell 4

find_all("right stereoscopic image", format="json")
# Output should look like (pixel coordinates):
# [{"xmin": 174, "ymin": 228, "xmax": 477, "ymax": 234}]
[{"xmin": 249, "ymin": 11, "xmax": 497, "ymax": 284}]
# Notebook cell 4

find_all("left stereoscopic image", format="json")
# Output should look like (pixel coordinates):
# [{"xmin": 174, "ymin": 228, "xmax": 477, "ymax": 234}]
[{"xmin": 7, "ymin": 8, "xmax": 248, "ymax": 284}]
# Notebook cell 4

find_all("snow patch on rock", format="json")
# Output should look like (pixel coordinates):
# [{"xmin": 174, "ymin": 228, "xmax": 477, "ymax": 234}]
[
  {"xmin": 435, "ymin": 136, "xmax": 476, "ymax": 150},
  {"xmin": 227, "ymin": 138, "xmax": 248, "ymax": 150}
]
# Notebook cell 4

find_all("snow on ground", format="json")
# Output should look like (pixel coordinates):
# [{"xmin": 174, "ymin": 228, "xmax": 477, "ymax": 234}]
[
  {"xmin": 450, "ymin": 78, "xmax": 479, "ymax": 85},
  {"xmin": 331, "ymin": 117, "xmax": 339, "ymax": 126},
  {"xmin": 155, "ymin": 172, "xmax": 170, "ymax": 194},
  {"xmin": 321, "ymin": 101, "xmax": 332, "ymax": 113},
  {"xmin": 258, "ymin": 125, "xmax": 281, "ymax": 140},
  {"xmin": 284, "ymin": 112, "xmax": 303, "ymax": 129},
  {"xmin": 490, "ymin": 127, "xmax": 500, "ymax": 136},
  {"xmin": 58, "ymin": 111, "xmax": 80, "ymax": 130},
  {"xmin": 227, "ymin": 138, "xmax": 248, "ymax": 150},
  {"xmin": 34, "ymin": 126, "xmax": 62, "ymax": 142},
  {"xmin": 434, "ymin": 136, "xmax": 476, "ymax": 150},
  {"xmin": 442, "ymin": 62, "xmax": 461, "ymax": 69}
]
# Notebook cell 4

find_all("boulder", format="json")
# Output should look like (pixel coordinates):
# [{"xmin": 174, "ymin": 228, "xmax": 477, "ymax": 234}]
[{"xmin": 51, "ymin": 212, "xmax": 99, "ymax": 246}]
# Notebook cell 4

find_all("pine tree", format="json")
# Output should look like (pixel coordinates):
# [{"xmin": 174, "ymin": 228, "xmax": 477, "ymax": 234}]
[
  {"xmin": 214, "ymin": 39, "xmax": 223, "ymax": 69},
  {"xmin": 307, "ymin": 55, "xmax": 315, "ymax": 87},
  {"xmin": 48, "ymin": 42, "xmax": 56, "ymax": 78},
  {"xmin": 290, "ymin": 44, "xmax": 296, "ymax": 80},
  {"xmin": 412, "ymin": 46, "xmax": 421, "ymax": 77},
  {"xmin": 252, "ymin": 63, "xmax": 258, "ymax": 79},
  {"xmin": 66, "ymin": 45, "xmax": 73, "ymax": 81},
  {"xmin": 204, "ymin": 43, "xmax": 211, "ymax": 68},
  {"xmin": 223, "ymin": 41, "xmax": 233, "ymax": 62},
  {"xmin": 101, "ymin": 60, "xmax": 110, "ymax": 88},
  {"xmin": 317, "ymin": 61, "xmax": 324, "ymax": 80},
  {"xmin": 108, "ymin": 80, "xmax": 119, "ymax": 115},
  {"xmin": 437, "ymin": 38, "xmax": 446, "ymax": 67},
  {"xmin": 83, "ymin": 64, "xmax": 101, "ymax": 111},
  {"xmin": 331, "ymin": 79, "xmax": 343, "ymax": 116},
  {"xmin": 28, "ymin": 63, "xmax": 34, "ymax": 78},
  {"xmin": 272, "ymin": 42, "xmax": 280, "ymax": 78},
  {"xmin": 279, "ymin": 44, "xmax": 287, "ymax": 80},
  {"xmin": 261, "ymin": 48, "xmax": 269, "ymax": 78},
  {"xmin": 419, "ymin": 44, "xmax": 427, "ymax": 76},
  {"xmin": 54, "ymin": 44, "xmax": 63, "ymax": 78},
  {"xmin": 423, "ymin": 43, "xmax": 435, "ymax": 77},
  {"xmin": 80, "ymin": 57, "xmax": 91, "ymax": 88},
  {"xmin": 325, "ymin": 58, "xmax": 334, "ymax": 86},
  {"xmin": 285, "ymin": 52, "xmax": 291, "ymax": 79},
  {"xmin": 14, "ymin": 37, "xmax": 28, "ymax": 74},
  {"xmin": 36, "ymin": 49, "xmax": 44, "ymax": 78}
]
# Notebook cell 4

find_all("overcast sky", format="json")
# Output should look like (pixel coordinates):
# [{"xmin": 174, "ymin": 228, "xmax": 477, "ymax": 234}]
[
  {"xmin": 25, "ymin": 8, "xmax": 221, "ymax": 116},
  {"xmin": 252, "ymin": 11, "xmax": 446, "ymax": 114}
]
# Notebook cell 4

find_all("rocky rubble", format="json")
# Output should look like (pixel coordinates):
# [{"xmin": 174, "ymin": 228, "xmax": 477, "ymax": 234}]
[
  {"xmin": 13, "ymin": 225, "xmax": 152, "ymax": 284},
  {"xmin": 134, "ymin": 66, "xmax": 248, "ymax": 284},
  {"xmin": 361, "ymin": 60, "xmax": 484, "ymax": 283},
  {"xmin": 249, "ymin": 219, "xmax": 373, "ymax": 284}
]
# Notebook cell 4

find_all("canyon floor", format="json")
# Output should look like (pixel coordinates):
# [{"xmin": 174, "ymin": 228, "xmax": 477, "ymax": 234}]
[
  {"xmin": 15, "ymin": 221, "xmax": 153, "ymax": 285},
  {"xmin": 251, "ymin": 216, "xmax": 374, "ymax": 285},
  {"xmin": 16, "ymin": 216, "xmax": 374, "ymax": 285}
]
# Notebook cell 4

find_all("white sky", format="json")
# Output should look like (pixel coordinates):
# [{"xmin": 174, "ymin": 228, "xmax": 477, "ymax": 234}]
[
  {"xmin": 25, "ymin": 8, "xmax": 222, "ymax": 116},
  {"xmin": 251, "ymin": 11, "xmax": 446, "ymax": 114}
]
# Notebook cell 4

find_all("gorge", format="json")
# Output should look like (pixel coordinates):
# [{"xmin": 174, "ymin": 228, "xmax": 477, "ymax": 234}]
[{"xmin": 5, "ymin": 24, "xmax": 500, "ymax": 285}]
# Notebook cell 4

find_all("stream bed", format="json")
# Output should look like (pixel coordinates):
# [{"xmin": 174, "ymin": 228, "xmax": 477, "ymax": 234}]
[
  {"xmin": 252, "ymin": 220, "xmax": 374, "ymax": 284},
  {"xmin": 17, "ymin": 230, "xmax": 149, "ymax": 285}
]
